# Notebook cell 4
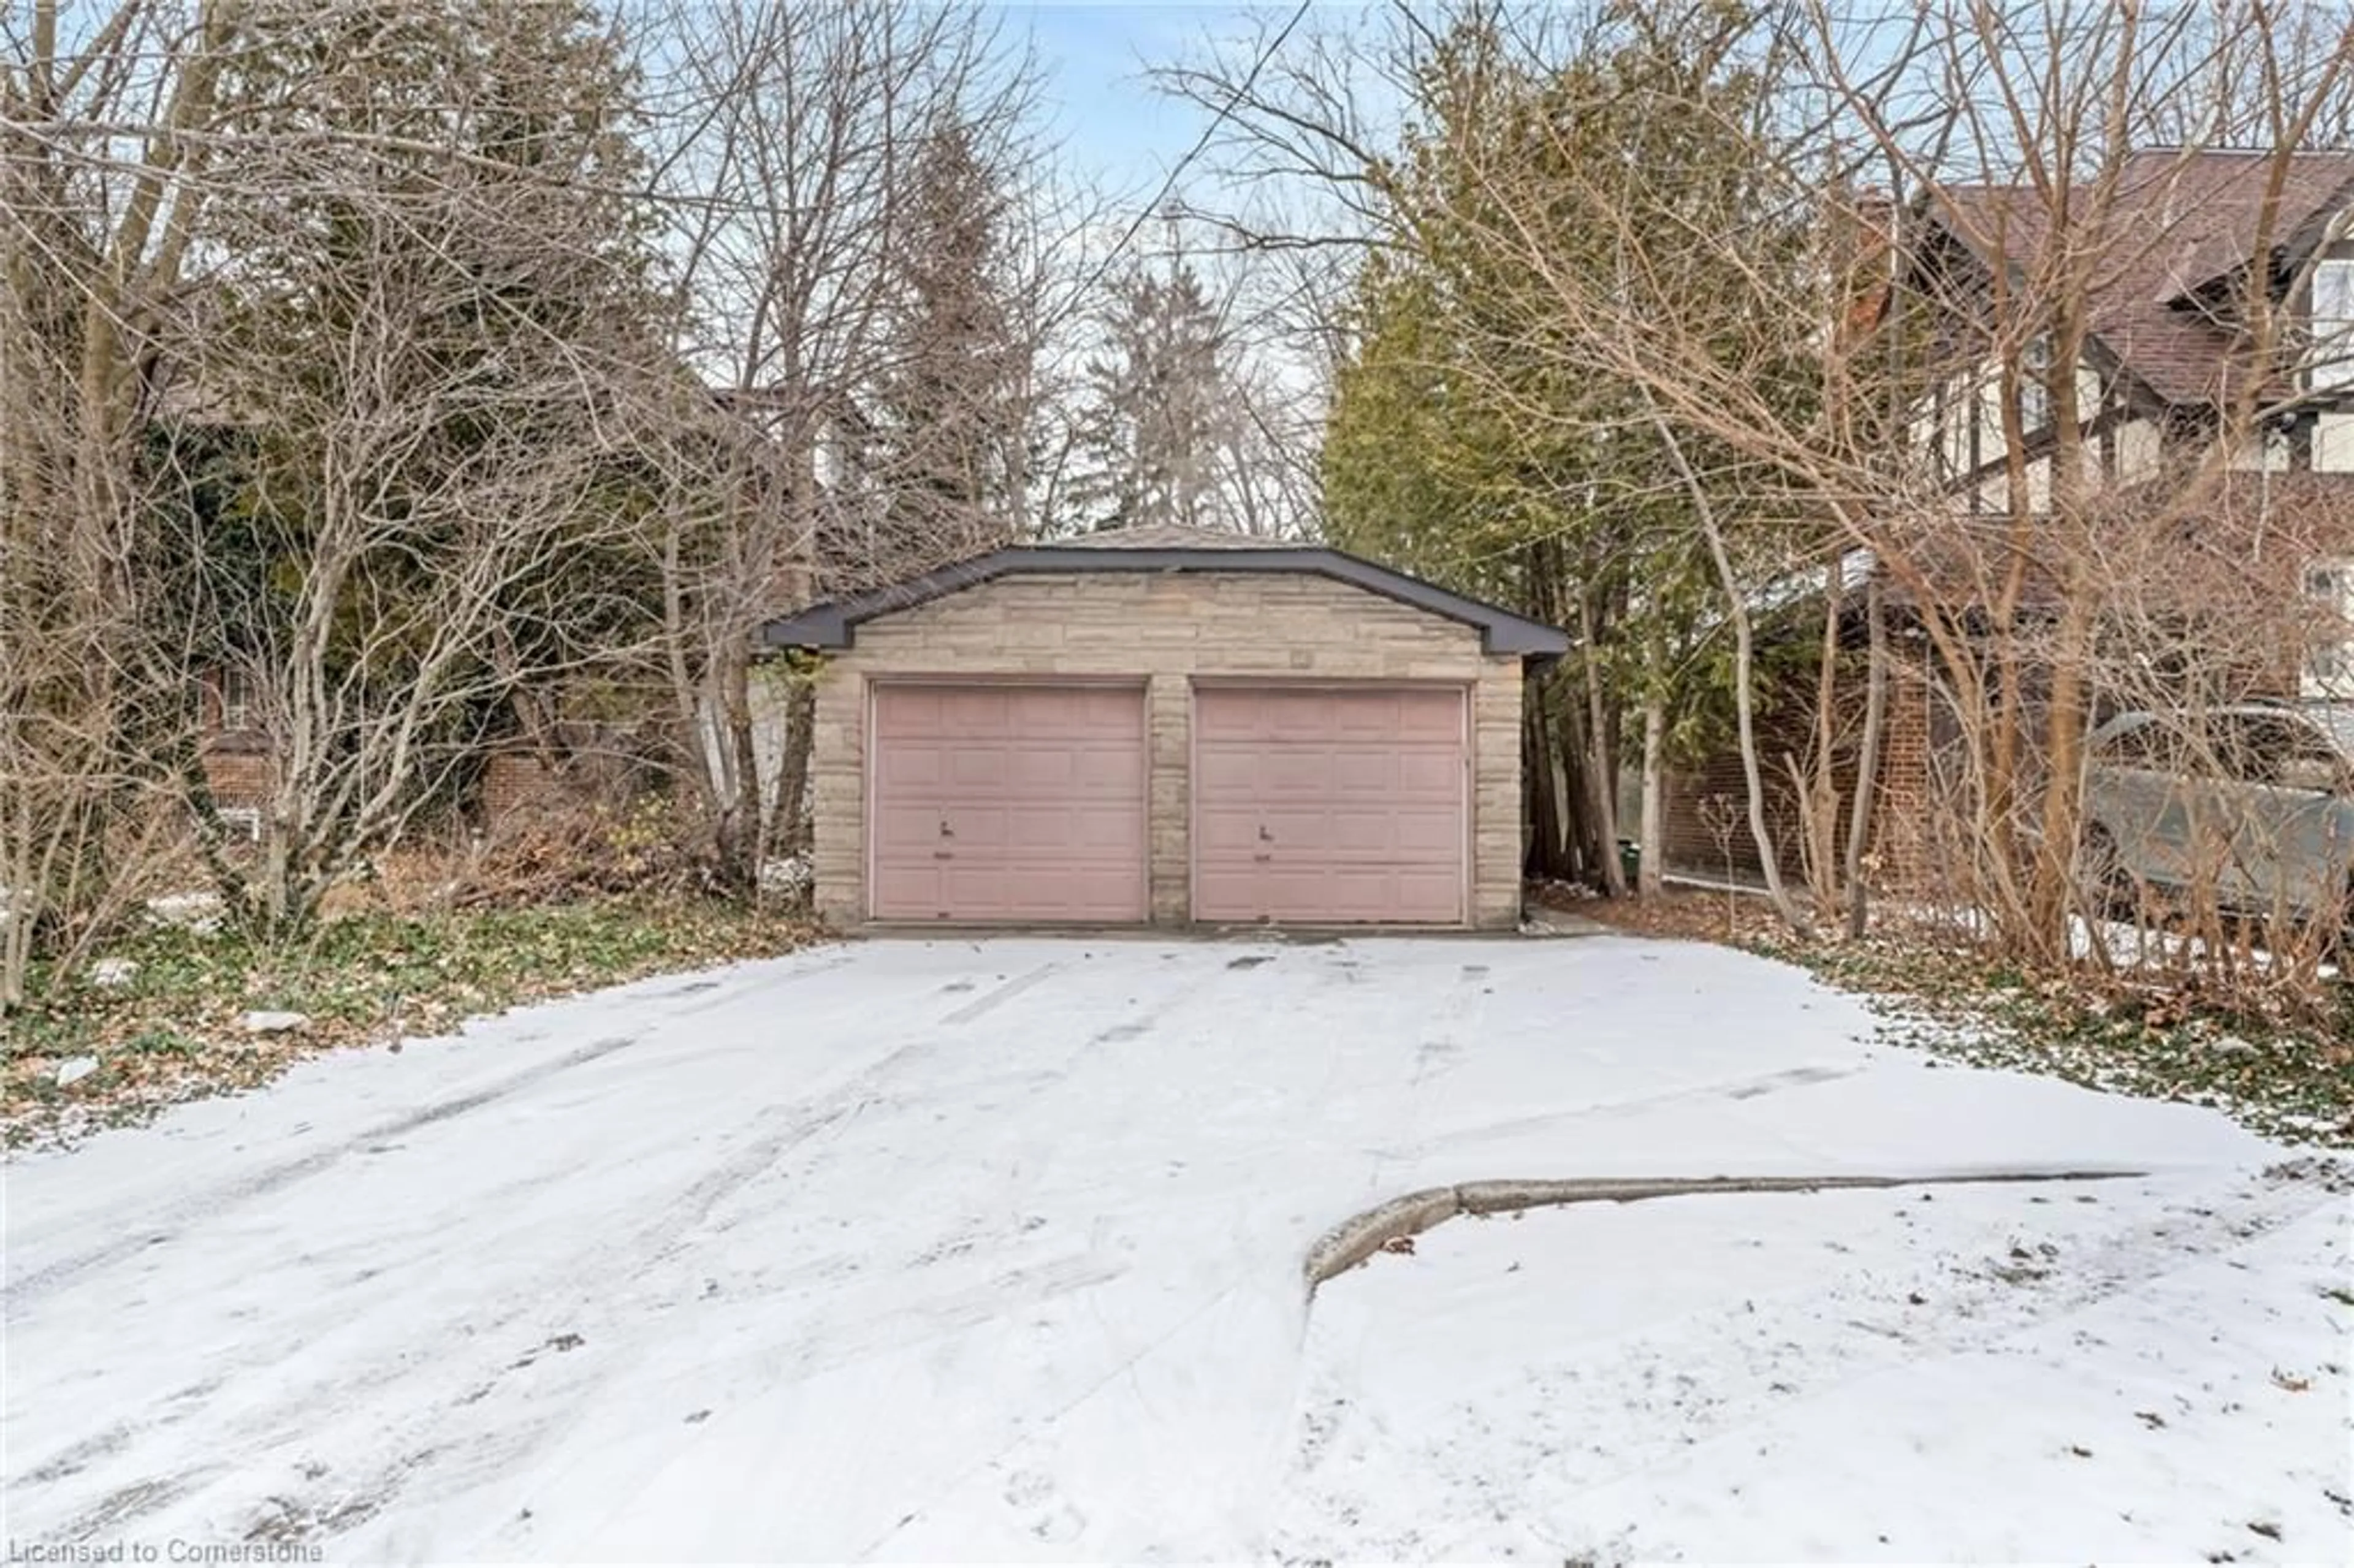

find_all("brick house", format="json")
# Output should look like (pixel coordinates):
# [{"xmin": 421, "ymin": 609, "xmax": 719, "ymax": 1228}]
[
  {"xmin": 192, "ymin": 661, "xmax": 672, "ymax": 833},
  {"xmin": 196, "ymin": 666, "xmax": 270, "ymax": 826},
  {"xmin": 1663, "ymin": 147, "xmax": 2354, "ymax": 886},
  {"xmin": 757, "ymin": 524, "xmax": 1569, "ymax": 929}
]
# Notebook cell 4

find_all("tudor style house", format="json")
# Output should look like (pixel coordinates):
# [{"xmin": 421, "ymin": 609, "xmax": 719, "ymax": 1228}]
[
  {"xmin": 1906, "ymin": 147, "xmax": 2354, "ymax": 684},
  {"xmin": 1661, "ymin": 146, "xmax": 2354, "ymax": 885}
]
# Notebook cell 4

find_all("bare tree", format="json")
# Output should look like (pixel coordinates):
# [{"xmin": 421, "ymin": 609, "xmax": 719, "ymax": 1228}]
[
  {"xmin": 158, "ymin": 0, "xmax": 669, "ymax": 935},
  {"xmin": 635, "ymin": 0, "xmax": 1064, "ymax": 889},
  {"xmin": 1167, "ymin": 0, "xmax": 2353, "ymax": 989},
  {"xmin": 1, "ymin": 0, "xmax": 238, "ymax": 1002}
]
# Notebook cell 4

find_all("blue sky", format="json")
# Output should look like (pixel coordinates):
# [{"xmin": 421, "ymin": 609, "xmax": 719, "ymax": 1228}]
[{"xmin": 1009, "ymin": 2, "xmax": 1343, "ymax": 197}]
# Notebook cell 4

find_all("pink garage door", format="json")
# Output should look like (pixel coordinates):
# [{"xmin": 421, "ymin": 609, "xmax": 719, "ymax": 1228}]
[
  {"xmin": 1193, "ymin": 684, "xmax": 1468, "ymax": 924},
  {"xmin": 869, "ymin": 683, "xmax": 1148, "ymax": 922}
]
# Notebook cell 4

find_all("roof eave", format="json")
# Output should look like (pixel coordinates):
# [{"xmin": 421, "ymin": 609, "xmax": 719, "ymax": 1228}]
[{"xmin": 756, "ymin": 545, "xmax": 1572, "ymax": 661}]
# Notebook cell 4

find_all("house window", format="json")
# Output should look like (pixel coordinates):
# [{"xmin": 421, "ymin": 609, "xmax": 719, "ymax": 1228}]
[
  {"xmin": 2305, "ymin": 560, "xmax": 2353, "ymax": 694},
  {"xmin": 2313, "ymin": 257, "xmax": 2354, "ymax": 392},
  {"xmin": 218, "ymin": 667, "xmax": 253, "ymax": 731},
  {"xmin": 2018, "ymin": 336, "xmax": 2053, "ymax": 432}
]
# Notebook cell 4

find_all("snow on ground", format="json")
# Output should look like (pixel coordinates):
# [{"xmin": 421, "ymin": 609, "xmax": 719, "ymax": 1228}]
[
  {"xmin": 0, "ymin": 934, "xmax": 2331, "ymax": 1563},
  {"xmin": 1279, "ymin": 1174, "xmax": 2353, "ymax": 1565}
]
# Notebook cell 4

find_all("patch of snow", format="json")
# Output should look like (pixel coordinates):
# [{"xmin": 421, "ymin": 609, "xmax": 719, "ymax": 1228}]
[
  {"xmin": 53, "ymin": 1056, "xmax": 99, "ymax": 1088},
  {"xmin": 0, "ymin": 937, "xmax": 2311, "ymax": 1561},
  {"xmin": 2068, "ymin": 913, "xmax": 2337, "ymax": 981},
  {"xmin": 145, "ymin": 889, "xmax": 222, "ymax": 934},
  {"xmin": 240, "ymin": 1010, "xmax": 308, "ymax": 1035},
  {"xmin": 1277, "ymin": 1173, "xmax": 2352, "ymax": 1565},
  {"xmin": 87, "ymin": 956, "xmax": 139, "ymax": 989},
  {"xmin": 1661, "ymin": 870, "xmax": 1771, "ymax": 897},
  {"xmin": 757, "ymin": 853, "xmax": 812, "ymax": 899}
]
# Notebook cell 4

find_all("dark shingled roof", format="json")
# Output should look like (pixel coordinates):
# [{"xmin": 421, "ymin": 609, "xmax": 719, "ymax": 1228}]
[
  {"xmin": 758, "ymin": 533, "xmax": 1570, "ymax": 661},
  {"xmin": 1930, "ymin": 148, "xmax": 2354, "ymax": 409},
  {"xmin": 1054, "ymin": 523, "xmax": 1301, "ymax": 550}
]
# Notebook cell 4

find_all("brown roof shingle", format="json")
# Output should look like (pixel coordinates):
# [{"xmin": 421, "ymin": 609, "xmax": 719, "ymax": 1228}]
[
  {"xmin": 1056, "ymin": 523, "xmax": 1303, "ymax": 550},
  {"xmin": 1930, "ymin": 148, "xmax": 2354, "ymax": 408}
]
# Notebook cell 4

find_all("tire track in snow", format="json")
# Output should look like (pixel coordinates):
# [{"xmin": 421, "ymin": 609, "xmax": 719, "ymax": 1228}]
[
  {"xmin": 187, "ymin": 957, "xmax": 1192, "ymax": 1550},
  {"xmin": 15, "ymin": 966, "xmax": 1069, "ymax": 1545},
  {"xmin": 4, "ymin": 1033, "xmax": 644, "ymax": 1306},
  {"xmin": 284, "ymin": 1251, "xmax": 1135, "ymax": 1559},
  {"xmin": 1383, "ymin": 1064, "xmax": 1863, "ymax": 1162}
]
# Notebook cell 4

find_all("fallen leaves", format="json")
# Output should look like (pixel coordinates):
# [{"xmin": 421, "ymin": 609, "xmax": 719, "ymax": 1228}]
[{"xmin": 4, "ymin": 896, "xmax": 822, "ymax": 1151}]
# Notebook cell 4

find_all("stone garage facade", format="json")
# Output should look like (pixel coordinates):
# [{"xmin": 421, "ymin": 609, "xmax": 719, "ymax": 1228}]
[{"xmin": 758, "ymin": 527, "xmax": 1568, "ymax": 931}]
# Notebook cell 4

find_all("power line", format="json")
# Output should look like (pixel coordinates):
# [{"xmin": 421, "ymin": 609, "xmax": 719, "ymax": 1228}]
[{"xmin": 1077, "ymin": 0, "xmax": 1315, "ymax": 298}]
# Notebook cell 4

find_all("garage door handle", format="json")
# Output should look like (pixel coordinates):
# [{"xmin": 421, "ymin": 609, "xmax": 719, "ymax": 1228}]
[
  {"xmin": 934, "ymin": 850, "xmax": 954, "ymax": 861},
  {"xmin": 1253, "ymin": 851, "xmax": 1273, "ymax": 863},
  {"xmin": 1257, "ymin": 826, "xmax": 1274, "ymax": 841}
]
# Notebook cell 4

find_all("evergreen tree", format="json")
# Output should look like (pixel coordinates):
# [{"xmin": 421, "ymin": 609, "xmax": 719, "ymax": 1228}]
[
  {"xmin": 172, "ymin": 0, "xmax": 670, "ymax": 933},
  {"xmin": 1322, "ymin": 2, "xmax": 1818, "ymax": 885},
  {"xmin": 1076, "ymin": 252, "xmax": 1233, "ymax": 531},
  {"xmin": 870, "ymin": 120, "xmax": 1027, "ymax": 569}
]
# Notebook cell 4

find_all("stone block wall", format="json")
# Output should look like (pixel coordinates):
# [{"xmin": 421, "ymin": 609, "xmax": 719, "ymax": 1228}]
[{"xmin": 810, "ymin": 570, "xmax": 1526, "ymax": 929}]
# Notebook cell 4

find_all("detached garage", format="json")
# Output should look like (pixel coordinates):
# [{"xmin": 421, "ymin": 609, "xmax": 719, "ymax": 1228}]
[{"xmin": 759, "ymin": 526, "xmax": 1568, "ymax": 930}]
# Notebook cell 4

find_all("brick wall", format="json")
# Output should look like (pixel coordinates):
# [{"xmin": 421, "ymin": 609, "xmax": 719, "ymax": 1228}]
[
  {"xmin": 481, "ymin": 751, "xmax": 560, "ymax": 819},
  {"xmin": 199, "ymin": 745, "xmax": 270, "ymax": 809},
  {"xmin": 812, "ymin": 570, "xmax": 1525, "ymax": 929},
  {"xmin": 1871, "ymin": 656, "xmax": 1938, "ymax": 886},
  {"xmin": 1659, "ymin": 642, "xmax": 1938, "ymax": 890}
]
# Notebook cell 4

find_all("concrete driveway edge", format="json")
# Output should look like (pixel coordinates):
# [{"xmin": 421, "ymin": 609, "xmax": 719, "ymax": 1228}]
[{"xmin": 1305, "ymin": 1168, "xmax": 2152, "ymax": 1292}]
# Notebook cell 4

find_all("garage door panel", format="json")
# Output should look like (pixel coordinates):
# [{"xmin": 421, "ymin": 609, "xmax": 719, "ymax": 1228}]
[
  {"xmin": 1321, "ymin": 753, "xmax": 1409, "ymax": 794},
  {"xmin": 871, "ymin": 862, "xmax": 945, "ymax": 911},
  {"xmin": 1259, "ymin": 804, "xmax": 1460, "ymax": 858},
  {"xmin": 1071, "ymin": 746, "xmax": 1148, "ymax": 790},
  {"xmin": 940, "ymin": 863, "xmax": 1137, "ymax": 920},
  {"xmin": 1393, "ymin": 694, "xmax": 1466, "ymax": 739},
  {"xmin": 1078, "ymin": 688, "xmax": 1146, "ymax": 726},
  {"xmin": 1255, "ymin": 804, "xmax": 1350, "ymax": 848},
  {"xmin": 1388, "ymin": 809, "xmax": 1464, "ymax": 854},
  {"xmin": 1328, "ymin": 806, "xmax": 1457, "ymax": 856},
  {"xmin": 875, "ymin": 800, "xmax": 953, "ymax": 840},
  {"xmin": 1000, "ymin": 804, "xmax": 1140, "ymax": 851},
  {"xmin": 945, "ymin": 747, "xmax": 1013, "ymax": 789},
  {"xmin": 1392, "ymin": 752, "xmax": 1461, "ymax": 793},
  {"xmin": 1195, "ymin": 805, "xmax": 1268, "ymax": 853},
  {"xmin": 1193, "ymin": 684, "xmax": 1467, "ymax": 924},
  {"xmin": 873, "ymin": 744, "xmax": 948, "ymax": 790},
  {"xmin": 1383, "ymin": 869, "xmax": 1465, "ymax": 921},
  {"xmin": 880, "ymin": 688, "xmax": 948, "ymax": 729},
  {"xmin": 1238, "ymin": 865, "xmax": 1460, "ymax": 925},
  {"xmin": 1195, "ymin": 748, "xmax": 1271, "ymax": 791},
  {"xmin": 871, "ymin": 683, "xmax": 1146, "ymax": 922}
]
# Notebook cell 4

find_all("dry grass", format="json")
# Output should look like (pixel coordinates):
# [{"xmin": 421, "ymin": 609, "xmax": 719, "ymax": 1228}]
[
  {"xmin": 5, "ymin": 804, "xmax": 823, "ymax": 1151},
  {"xmin": 1560, "ymin": 882, "xmax": 2352, "ymax": 1147}
]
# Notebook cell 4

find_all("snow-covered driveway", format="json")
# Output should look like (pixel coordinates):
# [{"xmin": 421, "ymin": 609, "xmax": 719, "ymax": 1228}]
[{"xmin": 1, "ymin": 934, "xmax": 2330, "ymax": 1562}]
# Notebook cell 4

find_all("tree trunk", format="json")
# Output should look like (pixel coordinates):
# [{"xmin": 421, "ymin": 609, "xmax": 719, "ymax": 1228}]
[
  {"xmin": 1645, "ymin": 395, "xmax": 1810, "ymax": 934},
  {"xmin": 1842, "ymin": 575, "xmax": 1888, "ymax": 939},
  {"xmin": 1638, "ymin": 680, "xmax": 1666, "ymax": 897},
  {"xmin": 1548, "ymin": 668, "xmax": 1606, "ymax": 887},
  {"xmin": 2030, "ymin": 570, "xmax": 2095, "ymax": 960},
  {"xmin": 764, "ymin": 673, "xmax": 818, "ymax": 860},
  {"xmin": 1577, "ymin": 596, "xmax": 1626, "ymax": 898},
  {"xmin": 1807, "ymin": 576, "xmax": 1845, "ymax": 922},
  {"xmin": 1523, "ymin": 702, "xmax": 1566, "ymax": 878}
]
